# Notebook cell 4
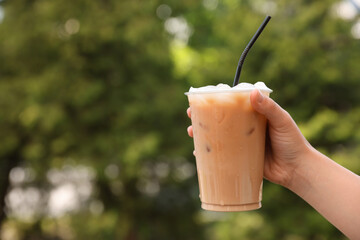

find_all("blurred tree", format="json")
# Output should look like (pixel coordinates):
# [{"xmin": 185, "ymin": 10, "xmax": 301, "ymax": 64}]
[
  {"xmin": 0, "ymin": 0, "xmax": 200, "ymax": 239},
  {"xmin": 0, "ymin": 0, "xmax": 359, "ymax": 239}
]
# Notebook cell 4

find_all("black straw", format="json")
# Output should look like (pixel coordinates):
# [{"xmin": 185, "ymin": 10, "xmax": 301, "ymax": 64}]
[{"xmin": 233, "ymin": 16, "xmax": 271, "ymax": 87}]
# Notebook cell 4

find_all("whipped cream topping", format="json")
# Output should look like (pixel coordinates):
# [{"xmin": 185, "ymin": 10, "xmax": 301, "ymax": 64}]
[{"xmin": 185, "ymin": 82, "xmax": 272, "ymax": 95}]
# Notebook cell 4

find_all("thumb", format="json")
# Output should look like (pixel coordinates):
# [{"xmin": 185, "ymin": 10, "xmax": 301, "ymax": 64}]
[{"xmin": 250, "ymin": 90, "xmax": 291, "ymax": 129}]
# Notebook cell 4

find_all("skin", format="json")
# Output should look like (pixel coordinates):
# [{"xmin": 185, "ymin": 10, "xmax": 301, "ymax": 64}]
[{"xmin": 187, "ymin": 90, "xmax": 360, "ymax": 239}]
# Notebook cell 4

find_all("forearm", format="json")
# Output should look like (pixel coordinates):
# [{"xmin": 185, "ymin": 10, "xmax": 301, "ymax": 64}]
[{"xmin": 287, "ymin": 147, "xmax": 360, "ymax": 239}]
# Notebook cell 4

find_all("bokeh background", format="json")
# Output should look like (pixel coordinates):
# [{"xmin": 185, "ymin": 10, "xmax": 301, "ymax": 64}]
[{"xmin": 1, "ymin": 0, "xmax": 360, "ymax": 239}]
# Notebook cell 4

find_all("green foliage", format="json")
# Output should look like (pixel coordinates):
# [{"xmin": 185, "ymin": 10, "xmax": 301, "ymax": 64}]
[{"xmin": 0, "ymin": 0, "xmax": 359, "ymax": 239}]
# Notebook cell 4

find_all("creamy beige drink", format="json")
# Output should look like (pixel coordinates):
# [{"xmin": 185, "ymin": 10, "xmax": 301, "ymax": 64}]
[{"xmin": 186, "ymin": 82, "xmax": 272, "ymax": 211}]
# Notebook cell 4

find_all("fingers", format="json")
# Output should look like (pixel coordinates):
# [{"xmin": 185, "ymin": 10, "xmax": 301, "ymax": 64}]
[
  {"xmin": 250, "ymin": 90, "xmax": 291, "ymax": 130},
  {"xmin": 187, "ymin": 107, "xmax": 193, "ymax": 137},
  {"xmin": 187, "ymin": 126, "xmax": 193, "ymax": 137},
  {"xmin": 186, "ymin": 108, "xmax": 195, "ymax": 155}
]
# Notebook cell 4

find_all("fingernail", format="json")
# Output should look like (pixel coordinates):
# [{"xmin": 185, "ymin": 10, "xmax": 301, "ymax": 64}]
[{"xmin": 257, "ymin": 90, "xmax": 264, "ymax": 103}]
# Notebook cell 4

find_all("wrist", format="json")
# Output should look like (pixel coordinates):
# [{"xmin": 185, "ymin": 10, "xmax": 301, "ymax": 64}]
[{"xmin": 285, "ymin": 144, "xmax": 320, "ymax": 195}]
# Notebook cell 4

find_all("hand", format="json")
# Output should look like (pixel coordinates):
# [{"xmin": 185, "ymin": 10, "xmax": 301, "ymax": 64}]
[
  {"xmin": 249, "ymin": 90, "xmax": 314, "ymax": 187},
  {"xmin": 187, "ymin": 90, "xmax": 313, "ymax": 188}
]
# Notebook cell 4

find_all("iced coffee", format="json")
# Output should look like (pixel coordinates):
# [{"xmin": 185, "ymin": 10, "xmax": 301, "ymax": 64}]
[{"xmin": 186, "ymin": 82, "xmax": 272, "ymax": 211}]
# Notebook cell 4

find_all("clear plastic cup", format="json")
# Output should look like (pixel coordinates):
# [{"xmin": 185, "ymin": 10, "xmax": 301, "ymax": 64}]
[{"xmin": 186, "ymin": 85, "xmax": 271, "ymax": 211}]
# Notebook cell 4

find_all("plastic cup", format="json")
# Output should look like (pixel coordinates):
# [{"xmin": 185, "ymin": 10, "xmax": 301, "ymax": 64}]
[{"xmin": 186, "ymin": 87, "xmax": 270, "ymax": 211}]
